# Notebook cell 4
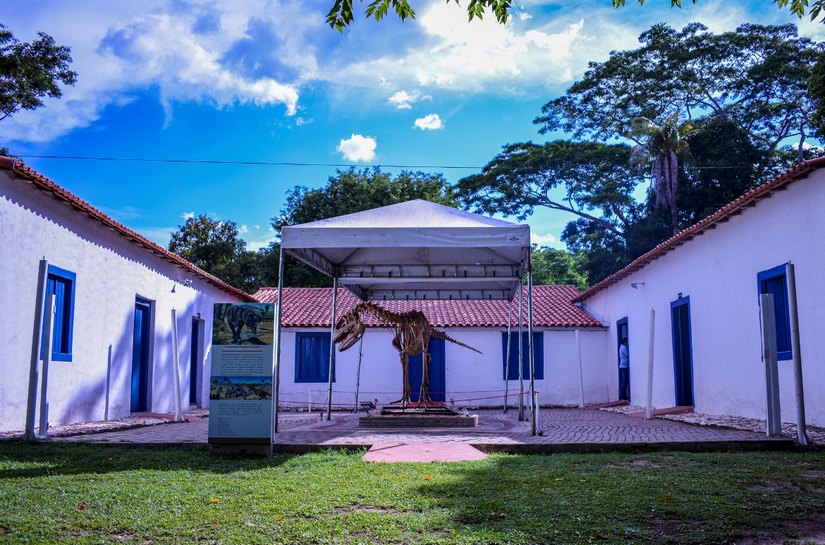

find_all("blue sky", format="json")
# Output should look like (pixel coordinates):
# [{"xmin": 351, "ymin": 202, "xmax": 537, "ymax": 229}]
[{"xmin": 3, "ymin": 0, "xmax": 823, "ymax": 251}]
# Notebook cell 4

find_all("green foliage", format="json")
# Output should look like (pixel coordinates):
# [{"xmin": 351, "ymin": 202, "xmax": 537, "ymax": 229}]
[
  {"xmin": 326, "ymin": 0, "xmax": 512, "ymax": 30},
  {"xmin": 1, "ymin": 443, "xmax": 824, "ymax": 544},
  {"xmin": 455, "ymin": 140, "xmax": 640, "ymax": 237},
  {"xmin": 809, "ymin": 53, "xmax": 825, "ymax": 139},
  {"xmin": 274, "ymin": 168, "xmax": 456, "ymax": 287},
  {"xmin": 530, "ymin": 246, "xmax": 588, "ymax": 289},
  {"xmin": 535, "ymin": 23, "xmax": 821, "ymax": 179},
  {"xmin": 0, "ymin": 24, "xmax": 77, "ymax": 122},
  {"xmin": 168, "ymin": 215, "xmax": 271, "ymax": 293}
]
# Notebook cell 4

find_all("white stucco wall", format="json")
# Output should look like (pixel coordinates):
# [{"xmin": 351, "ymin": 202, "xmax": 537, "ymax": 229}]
[
  {"xmin": 0, "ymin": 172, "xmax": 243, "ymax": 432},
  {"xmin": 275, "ymin": 326, "xmax": 609, "ymax": 410},
  {"xmin": 583, "ymin": 170, "xmax": 825, "ymax": 426}
]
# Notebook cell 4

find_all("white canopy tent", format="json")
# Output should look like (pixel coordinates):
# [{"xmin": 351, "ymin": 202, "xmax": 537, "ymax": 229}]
[{"xmin": 271, "ymin": 200, "xmax": 539, "ymax": 434}]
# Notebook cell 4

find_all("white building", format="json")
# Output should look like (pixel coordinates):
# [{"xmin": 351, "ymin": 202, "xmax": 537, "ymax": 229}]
[
  {"xmin": 578, "ymin": 157, "xmax": 825, "ymax": 427},
  {"xmin": 254, "ymin": 286, "xmax": 608, "ymax": 410},
  {"xmin": 0, "ymin": 157, "xmax": 253, "ymax": 432}
]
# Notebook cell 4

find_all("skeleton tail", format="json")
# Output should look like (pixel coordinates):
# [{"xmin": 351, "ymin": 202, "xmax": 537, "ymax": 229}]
[{"xmin": 430, "ymin": 329, "xmax": 483, "ymax": 355}]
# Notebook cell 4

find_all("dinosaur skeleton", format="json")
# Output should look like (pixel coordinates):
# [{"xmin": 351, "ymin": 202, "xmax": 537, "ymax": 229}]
[{"xmin": 334, "ymin": 301, "xmax": 482, "ymax": 406}]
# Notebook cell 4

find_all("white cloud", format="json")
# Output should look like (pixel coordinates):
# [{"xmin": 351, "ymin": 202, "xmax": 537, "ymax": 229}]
[
  {"xmin": 181, "ymin": 211, "xmax": 195, "ymax": 221},
  {"xmin": 2, "ymin": 1, "xmax": 309, "ymax": 143},
  {"xmin": 388, "ymin": 90, "xmax": 418, "ymax": 110},
  {"xmin": 239, "ymin": 224, "xmax": 249, "ymax": 234},
  {"xmin": 414, "ymin": 113, "xmax": 444, "ymax": 130},
  {"xmin": 532, "ymin": 232, "xmax": 560, "ymax": 247},
  {"xmin": 336, "ymin": 134, "xmax": 377, "ymax": 162}
]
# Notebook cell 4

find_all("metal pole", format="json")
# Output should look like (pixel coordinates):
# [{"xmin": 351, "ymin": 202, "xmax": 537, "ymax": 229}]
[
  {"xmin": 518, "ymin": 283, "xmax": 525, "ymax": 421},
  {"xmin": 326, "ymin": 278, "xmax": 338, "ymax": 420},
  {"xmin": 354, "ymin": 336, "xmax": 364, "ymax": 412},
  {"xmin": 785, "ymin": 263, "xmax": 808, "ymax": 445},
  {"xmin": 273, "ymin": 246, "xmax": 285, "ymax": 433},
  {"xmin": 759, "ymin": 293, "xmax": 782, "ymax": 436},
  {"xmin": 171, "ymin": 308, "xmax": 183, "ymax": 421},
  {"xmin": 105, "ymin": 344, "xmax": 112, "ymax": 421},
  {"xmin": 504, "ymin": 297, "xmax": 513, "ymax": 413},
  {"xmin": 645, "ymin": 308, "xmax": 656, "ymax": 420},
  {"xmin": 37, "ymin": 294, "xmax": 55, "ymax": 439},
  {"xmin": 528, "ymin": 267, "xmax": 537, "ymax": 436},
  {"xmin": 575, "ymin": 329, "xmax": 585, "ymax": 409},
  {"xmin": 25, "ymin": 259, "xmax": 49, "ymax": 441}
]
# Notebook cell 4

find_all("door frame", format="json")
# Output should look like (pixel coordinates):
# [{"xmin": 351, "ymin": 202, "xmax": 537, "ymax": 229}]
[
  {"xmin": 616, "ymin": 317, "xmax": 629, "ymax": 401},
  {"xmin": 189, "ymin": 316, "xmax": 203, "ymax": 407},
  {"xmin": 670, "ymin": 296, "xmax": 694, "ymax": 407}
]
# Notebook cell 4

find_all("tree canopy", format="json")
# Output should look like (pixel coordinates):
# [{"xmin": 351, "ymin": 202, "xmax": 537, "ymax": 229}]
[
  {"xmin": 325, "ymin": 0, "xmax": 825, "ymax": 30},
  {"xmin": 0, "ymin": 24, "xmax": 77, "ymax": 123},
  {"xmin": 168, "ymin": 215, "xmax": 268, "ymax": 293},
  {"xmin": 535, "ymin": 23, "xmax": 821, "ymax": 172}
]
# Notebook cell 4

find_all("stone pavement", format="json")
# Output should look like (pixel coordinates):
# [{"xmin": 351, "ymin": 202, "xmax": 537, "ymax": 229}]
[{"xmin": 55, "ymin": 408, "xmax": 794, "ymax": 453}]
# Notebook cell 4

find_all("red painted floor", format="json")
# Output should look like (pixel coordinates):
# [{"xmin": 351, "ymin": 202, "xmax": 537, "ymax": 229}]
[{"xmin": 363, "ymin": 442, "xmax": 488, "ymax": 463}]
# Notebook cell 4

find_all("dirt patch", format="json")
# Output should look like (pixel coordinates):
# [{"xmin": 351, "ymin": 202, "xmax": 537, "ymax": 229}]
[
  {"xmin": 337, "ymin": 505, "xmax": 410, "ymax": 515},
  {"xmin": 802, "ymin": 471, "xmax": 825, "ymax": 480},
  {"xmin": 712, "ymin": 513, "xmax": 825, "ymax": 545},
  {"xmin": 606, "ymin": 459, "xmax": 665, "ymax": 469}
]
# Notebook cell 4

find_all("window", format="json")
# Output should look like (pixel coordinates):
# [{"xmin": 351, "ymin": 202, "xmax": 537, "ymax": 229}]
[
  {"xmin": 295, "ymin": 332, "xmax": 334, "ymax": 383},
  {"xmin": 758, "ymin": 264, "xmax": 792, "ymax": 361},
  {"xmin": 501, "ymin": 332, "xmax": 544, "ymax": 380},
  {"xmin": 40, "ymin": 265, "xmax": 76, "ymax": 362}
]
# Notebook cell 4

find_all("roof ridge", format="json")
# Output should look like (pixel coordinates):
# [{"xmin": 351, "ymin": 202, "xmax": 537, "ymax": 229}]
[{"xmin": 0, "ymin": 157, "xmax": 255, "ymax": 302}]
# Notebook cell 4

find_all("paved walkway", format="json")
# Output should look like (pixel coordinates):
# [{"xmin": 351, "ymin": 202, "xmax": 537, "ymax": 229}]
[{"xmin": 55, "ymin": 408, "xmax": 793, "ymax": 453}]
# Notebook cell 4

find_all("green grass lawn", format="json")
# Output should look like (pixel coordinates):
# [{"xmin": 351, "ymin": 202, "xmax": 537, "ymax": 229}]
[{"xmin": 0, "ymin": 442, "xmax": 823, "ymax": 544}]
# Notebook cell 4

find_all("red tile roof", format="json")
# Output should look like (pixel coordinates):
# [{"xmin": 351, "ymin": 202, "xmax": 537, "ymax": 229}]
[
  {"xmin": 0, "ymin": 157, "xmax": 256, "ymax": 302},
  {"xmin": 253, "ymin": 285, "xmax": 603, "ymax": 328},
  {"xmin": 575, "ymin": 156, "xmax": 825, "ymax": 302}
]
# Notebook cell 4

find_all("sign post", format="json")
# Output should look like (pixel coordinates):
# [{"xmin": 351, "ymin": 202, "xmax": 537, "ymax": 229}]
[{"xmin": 208, "ymin": 303, "xmax": 275, "ymax": 456}]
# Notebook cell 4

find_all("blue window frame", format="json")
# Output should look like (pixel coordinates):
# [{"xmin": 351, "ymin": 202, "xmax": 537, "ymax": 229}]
[
  {"xmin": 40, "ymin": 265, "xmax": 76, "ymax": 362},
  {"xmin": 757, "ymin": 264, "xmax": 792, "ymax": 361},
  {"xmin": 501, "ymin": 332, "xmax": 544, "ymax": 380},
  {"xmin": 295, "ymin": 332, "xmax": 334, "ymax": 383}
]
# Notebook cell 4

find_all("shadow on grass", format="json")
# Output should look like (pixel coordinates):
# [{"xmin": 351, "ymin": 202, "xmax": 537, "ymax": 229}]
[
  {"xmin": 0, "ymin": 441, "xmax": 294, "ymax": 479},
  {"xmin": 413, "ymin": 451, "xmax": 825, "ymax": 544}
]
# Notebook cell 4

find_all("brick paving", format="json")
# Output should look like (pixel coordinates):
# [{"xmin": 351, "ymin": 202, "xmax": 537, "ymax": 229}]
[{"xmin": 55, "ymin": 408, "xmax": 793, "ymax": 453}]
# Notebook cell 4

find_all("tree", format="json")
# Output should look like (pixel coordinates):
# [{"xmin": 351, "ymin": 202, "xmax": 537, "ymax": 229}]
[
  {"xmin": 325, "ymin": 0, "xmax": 512, "ymax": 31},
  {"xmin": 0, "ymin": 24, "xmax": 77, "ymax": 122},
  {"xmin": 454, "ymin": 140, "xmax": 641, "ymax": 238},
  {"xmin": 535, "ymin": 23, "xmax": 821, "ymax": 176},
  {"xmin": 530, "ymin": 246, "xmax": 588, "ymax": 290},
  {"xmin": 274, "ymin": 168, "xmax": 457, "ymax": 287},
  {"xmin": 628, "ymin": 113, "xmax": 692, "ymax": 235},
  {"xmin": 169, "ymin": 215, "xmax": 268, "ymax": 293}
]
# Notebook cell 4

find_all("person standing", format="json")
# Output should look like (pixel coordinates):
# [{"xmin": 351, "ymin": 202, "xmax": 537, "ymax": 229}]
[{"xmin": 619, "ymin": 337, "xmax": 630, "ymax": 401}]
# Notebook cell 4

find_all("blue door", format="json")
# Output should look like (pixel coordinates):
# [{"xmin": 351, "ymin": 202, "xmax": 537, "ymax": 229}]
[
  {"xmin": 131, "ymin": 299, "xmax": 151, "ymax": 412},
  {"xmin": 670, "ymin": 297, "xmax": 694, "ymax": 407},
  {"xmin": 409, "ymin": 338, "xmax": 446, "ymax": 402},
  {"xmin": 189, "ymin": 318, "xmax": 200, "ymax": 406}
]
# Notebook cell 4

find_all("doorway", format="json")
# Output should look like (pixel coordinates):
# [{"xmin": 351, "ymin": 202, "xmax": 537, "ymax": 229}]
[
  {"xmin": 616, "ymin": 317, "xmax": 630, "ymax": 401},
  {"xmin": 189, "ymin": 317, "xmax": 202, "ymax": 407},
  {"xmin": 409, "ymin": 337, "xmax": 446, "ymax": 402},
  {"xmin": 670, "ymin": 297, "xmax": 694, "ymax": 407},
  {"xmin": 131, "ymin": 298, "xmax": 152, "ymax": 412}
]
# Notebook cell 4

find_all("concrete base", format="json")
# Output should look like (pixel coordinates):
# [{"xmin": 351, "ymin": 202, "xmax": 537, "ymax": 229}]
[{"xmin": 360, "ymin": 405, "xmax": 478, "ymax": 428}]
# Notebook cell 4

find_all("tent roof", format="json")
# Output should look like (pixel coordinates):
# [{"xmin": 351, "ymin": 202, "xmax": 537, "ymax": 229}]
[{"xmin": 281, "ymin": 200, "xmax": 530, "ymax": 301}]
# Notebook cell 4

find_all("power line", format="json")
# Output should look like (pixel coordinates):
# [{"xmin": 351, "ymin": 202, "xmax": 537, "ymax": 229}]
[{"xmin": 17, "ymin": 154, "xmax": 483, "ymax": 170}]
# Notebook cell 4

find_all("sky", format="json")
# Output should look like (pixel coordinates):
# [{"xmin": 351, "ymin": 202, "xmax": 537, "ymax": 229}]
[{"xmin": 3, "ymin": 0, "xmax": 824, "ymax": 252}]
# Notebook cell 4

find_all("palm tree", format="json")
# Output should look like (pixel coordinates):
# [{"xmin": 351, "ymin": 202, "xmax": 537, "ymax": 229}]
[{"xmin": 628, "ymin": 112, "xmax": 692, "ymax": 235}]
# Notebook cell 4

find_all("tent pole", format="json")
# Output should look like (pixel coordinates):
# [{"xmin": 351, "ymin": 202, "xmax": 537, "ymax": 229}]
[
  {"xmin": 504, "ymin": 297, "xmax": 513, "ymax": 414},
  {"xmin": 528, "ymin": 263, "xmax": 537, "ymax": 436},
  {"xmin": 273, "ymin": 246, "xmax": 285, "ymax": 434},
  {"xmin": 354, "ymin": 336, "xmax": 364, "ymax": 413},
  {"xmin": 326, "ymin": 277, "xmax": 338, "ymax": 421},
  {"xmin": 518, "ymin": 282, "xmax": 525, "ymax": 421}
]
